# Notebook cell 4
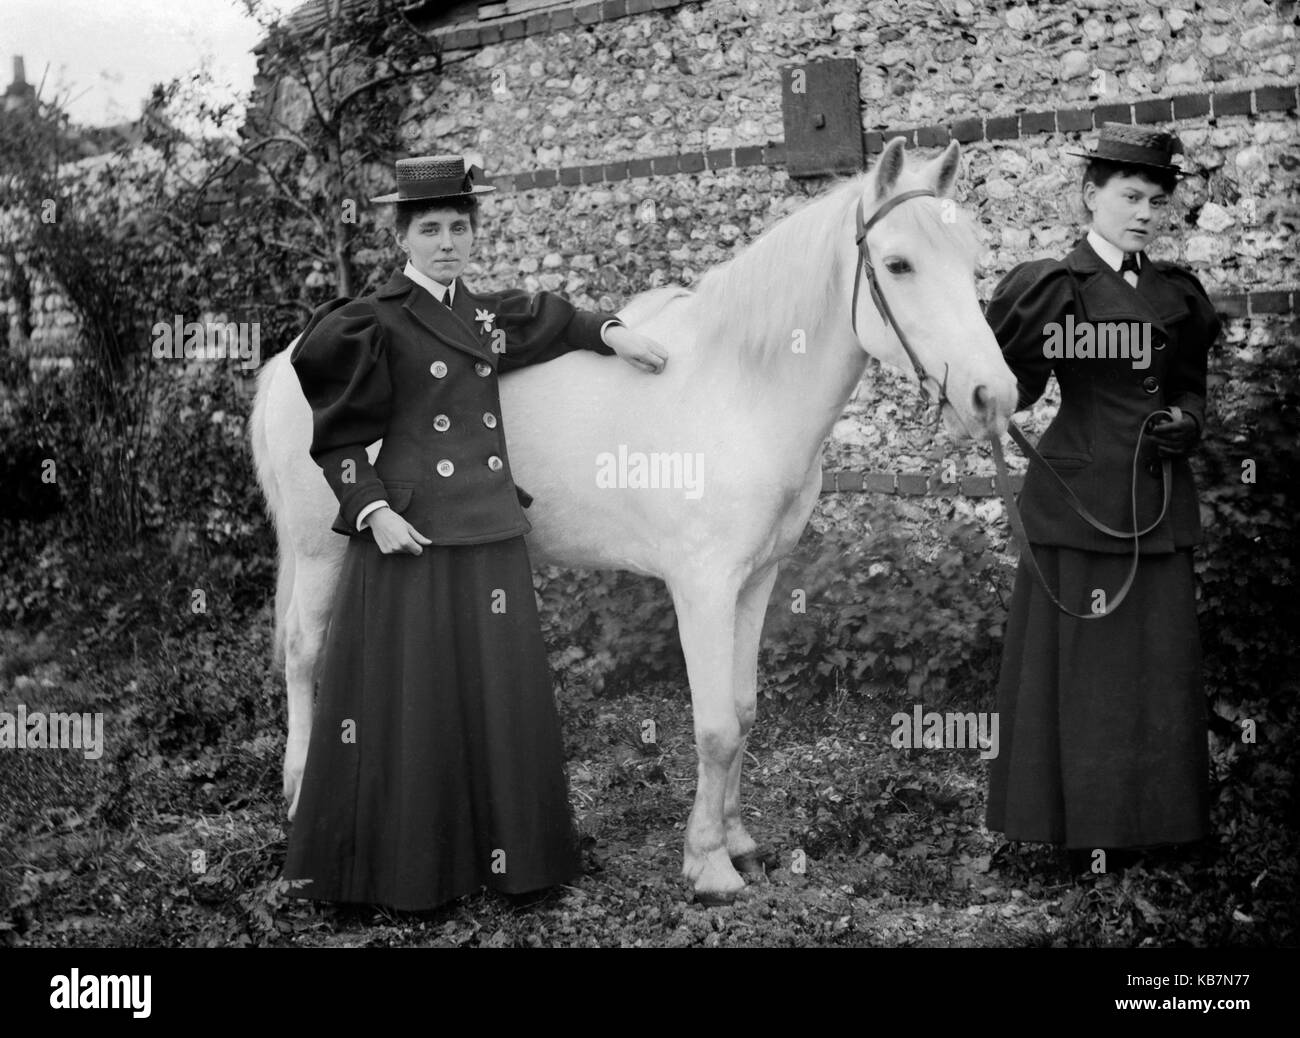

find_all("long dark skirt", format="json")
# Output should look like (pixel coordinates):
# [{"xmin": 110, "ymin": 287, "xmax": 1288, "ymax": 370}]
[
  {"xmin": 986, "ymin": 546, "xmax": 1209, "ymax": 849},
  {"xmin": 282, "ymin": 534, "xmax": 580, "ymax": 911}
]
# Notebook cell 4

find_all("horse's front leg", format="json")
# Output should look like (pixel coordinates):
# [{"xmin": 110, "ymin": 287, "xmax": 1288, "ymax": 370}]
[
  {"xmin": 669, "ymin": 575, "xmax": 746, "ymax": 904},
  {"xmin": 724, "ymin": 564, "xmax": 780, "ymax": 872}
]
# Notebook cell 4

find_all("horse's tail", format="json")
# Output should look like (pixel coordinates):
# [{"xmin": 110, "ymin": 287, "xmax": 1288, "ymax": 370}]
[{"xmin": 249, "ymin": 351, "xmax": 294, "ymax": 670}]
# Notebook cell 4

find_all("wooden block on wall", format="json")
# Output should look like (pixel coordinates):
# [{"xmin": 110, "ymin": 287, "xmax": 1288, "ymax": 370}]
[{"xmin": 780, "ymin": 57, "xmax": 865, "ymax": 178}]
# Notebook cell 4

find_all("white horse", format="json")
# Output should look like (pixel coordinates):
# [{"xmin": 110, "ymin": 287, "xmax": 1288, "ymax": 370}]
[{"xmin": 249, "ymin": 139, "xmax": 1018, "ymax": 903}]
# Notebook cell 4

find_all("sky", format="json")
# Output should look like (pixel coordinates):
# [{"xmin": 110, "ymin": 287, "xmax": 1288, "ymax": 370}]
[{"xmin": 0, "ymin": 0, "xmax": 304, "ymax": 128}]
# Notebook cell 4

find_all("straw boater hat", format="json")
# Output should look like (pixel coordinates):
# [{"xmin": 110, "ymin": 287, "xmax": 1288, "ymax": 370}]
[
  {"xmin": 370, "ymin": 155, "xmax": 497, "ymax": 203},
  {"xmin": 1067, "ymin": 122, "xmax": 1190, "ymax": 178}
]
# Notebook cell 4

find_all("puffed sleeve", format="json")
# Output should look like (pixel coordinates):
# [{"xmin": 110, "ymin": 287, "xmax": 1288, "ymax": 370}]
[
  {"xmin": 983, "ymin": 259, "xmax": 1076, "ymax": 412},
  {"xmin": 1157, "ymin": 263, "xmax": 1219, "ymax": 440},
  {"xmin": 290, "ymin": 297, "xmax": 391, "ymax": 535},
  {"xmin": 476, "ymin": 287, "xmax": 618, "ymax": 374}
]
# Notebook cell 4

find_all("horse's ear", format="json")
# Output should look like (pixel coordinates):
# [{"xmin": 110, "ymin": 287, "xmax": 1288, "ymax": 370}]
[
  {"xmin": 930, "ymin": 140, "xmax": 962, "ymax": 198},
  {"xmin": 873, "ymin": 137, "xmax": 906, "ymax": 200}
]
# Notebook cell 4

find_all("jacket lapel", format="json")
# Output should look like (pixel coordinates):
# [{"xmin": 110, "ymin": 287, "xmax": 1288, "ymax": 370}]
[
  {"xmin": 378, "ymin": 271, "xmax": 494, "ymax": 363},
  {"xmin": 1064, "ymin": 238, "xmax": 1188, "ymax": 334},
  {"xmin": 1134, "ymin": 256, "xmax": 1191, "ymax": 329}
]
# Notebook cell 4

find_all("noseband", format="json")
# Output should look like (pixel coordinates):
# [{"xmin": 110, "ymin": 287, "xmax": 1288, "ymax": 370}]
[{"xmin": 851, "ymin": 188, "xmax": 951, "ymax": 424}]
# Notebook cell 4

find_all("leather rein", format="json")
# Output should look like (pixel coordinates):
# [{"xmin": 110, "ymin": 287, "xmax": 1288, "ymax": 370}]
[{"xmin": 851, "ymin": 188, "xmax": 1174, "ymax": 620}]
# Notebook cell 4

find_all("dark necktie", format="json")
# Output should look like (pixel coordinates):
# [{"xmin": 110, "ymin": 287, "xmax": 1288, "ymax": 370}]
[
  {"xmin": 1120, "ymin": 253, "xmax": 1140, "ymax": 276},
  {"xmin": 443, "ymin": 289, "xmax": 454, "ymax": 312}
]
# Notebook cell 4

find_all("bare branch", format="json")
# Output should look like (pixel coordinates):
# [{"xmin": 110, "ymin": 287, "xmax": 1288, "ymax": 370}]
[{"xmin": 334, "ymin": 62, "xmax": 444, "ymax": 119}]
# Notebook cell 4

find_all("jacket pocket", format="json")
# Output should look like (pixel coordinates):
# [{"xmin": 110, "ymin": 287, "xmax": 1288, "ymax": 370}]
[
  {"xmin": 381, "ymin": 480, "xmax": 416, "ymax": 514},
  {"xmin": 1038, "ymin": 453, "xmax": 1089, "ymax": 471}
]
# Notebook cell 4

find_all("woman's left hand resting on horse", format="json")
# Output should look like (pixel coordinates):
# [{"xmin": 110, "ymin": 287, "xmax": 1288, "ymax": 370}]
[{"xmin": 606, "ymin": 324, "xmax": 669, "ymax": 374}]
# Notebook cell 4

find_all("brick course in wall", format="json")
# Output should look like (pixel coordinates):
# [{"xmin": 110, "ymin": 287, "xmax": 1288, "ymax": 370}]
[{"xmin": 488, "ymin": 81, "xmax": 1300, "ymax": 187}]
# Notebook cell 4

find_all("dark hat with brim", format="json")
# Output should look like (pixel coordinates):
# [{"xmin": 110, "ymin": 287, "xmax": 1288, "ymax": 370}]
[
  {"xmin": 370, "ymin": 154, "xmax": 496, "ymax": 203},
  {"xmin": 1066, "ymin": 122, "xmax": 1191, "ymax": 178}
]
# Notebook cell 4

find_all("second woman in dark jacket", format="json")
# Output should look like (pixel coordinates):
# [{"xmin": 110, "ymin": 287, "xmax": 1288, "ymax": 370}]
[{"xmin": 983, "ymin": 124, "xmax": 1221, "ymax": 866}]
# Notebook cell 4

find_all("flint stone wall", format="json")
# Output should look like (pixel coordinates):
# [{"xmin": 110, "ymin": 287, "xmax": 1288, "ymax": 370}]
[
  {"xmin": 6, "ymin": 0, "xmax": 1295, "ymax": 544},
  {"xmin": 378, "ymin": 0, "xmax": 1298, "ymax": 537}
]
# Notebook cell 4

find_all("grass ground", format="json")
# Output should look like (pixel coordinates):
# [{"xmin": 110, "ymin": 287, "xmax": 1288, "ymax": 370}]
[{"xmin": 1, "ymin": 596, "xmax": 1295, "ymax": 948}]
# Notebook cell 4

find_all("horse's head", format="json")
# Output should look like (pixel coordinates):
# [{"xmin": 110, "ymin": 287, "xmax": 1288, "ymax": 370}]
[{"xmin": 849, "ymin": 138, "xmax": 1017, "ymax": 439}]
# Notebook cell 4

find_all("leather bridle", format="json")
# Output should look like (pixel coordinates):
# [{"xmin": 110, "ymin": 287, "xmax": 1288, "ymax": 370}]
[{"xmin": 851, "ymin": 187, "xmax": 952, "ymax": 424}]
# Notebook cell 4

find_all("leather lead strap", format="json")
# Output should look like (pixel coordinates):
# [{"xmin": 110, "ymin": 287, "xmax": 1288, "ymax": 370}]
[{"xmin": 990, "ymin": 411, "xmax": 1177, "ymax": 620}]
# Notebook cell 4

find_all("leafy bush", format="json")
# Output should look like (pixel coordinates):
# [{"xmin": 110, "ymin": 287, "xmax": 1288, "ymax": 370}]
[
  {"xmin": 761, "ymin": 504, "xmax": 1013, "ymax": 706},
  {"xmin": 1193, "ymin": 321, "xmax": 1300, "ymax": 702},
  {"xmin": 140, "ymin": 365, "xmax": 269, "ymax": 557},
  {"xmin": 532, "ymin": 501, "xmax": 1012, "ymax": 707},
  {"xmin": 535, "ymin": 567, "xmax": 684, "ymax": 696}
]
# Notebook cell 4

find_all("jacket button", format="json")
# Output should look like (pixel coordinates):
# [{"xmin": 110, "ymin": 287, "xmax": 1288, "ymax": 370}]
[
  {"xmin": 1142, "ymin": 376, "xmax": 1159, "ymax": 394},
  {"xmin": 430, "ymin": 361, "xmax": 448, "ymax": 378},
  {"xmin": 482, "ymin": 412, "xmax": 497, "ymax": 429},
  {"xmin": 475, "ymin": 361, "xmax": 492, "ymax": 377},
  {"xmin": 433, "ymin": 414, "xmax": 450, "ymax": 432},
  {"xmin": 487, "ymin": 455, "xmax": 503, "ymax": 471},
  {"xmin": 436, "ymin": 459, "xmax": 454, "ymax": 477}
]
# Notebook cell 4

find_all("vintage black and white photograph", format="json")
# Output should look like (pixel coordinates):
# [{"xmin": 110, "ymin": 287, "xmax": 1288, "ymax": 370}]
[{"xmin": 0, "ymin": 0, "xmax": 1296, "ymax": 977}]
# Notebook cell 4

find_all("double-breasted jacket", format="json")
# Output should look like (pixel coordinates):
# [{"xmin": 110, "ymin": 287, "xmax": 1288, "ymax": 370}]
[
  {"xmin": 291, "ymin": 269, "xmax": 617, "ymax": 544},
  {"xmin": 984, "ymin": 238, "xmax": 1221, "ymax": 554}
]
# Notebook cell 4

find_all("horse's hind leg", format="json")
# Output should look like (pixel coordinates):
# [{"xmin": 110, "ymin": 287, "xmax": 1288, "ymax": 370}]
[
  {"xmin": 724, "ymin": 565, "xmax": 780, "ymax": 873},
  {"xmin": 669, "ymin": 574, "xmax": 746, "ymax": 904},
  {"xmin": 282, "ymin": 553, "xmax": 339, "ymax": 820}
]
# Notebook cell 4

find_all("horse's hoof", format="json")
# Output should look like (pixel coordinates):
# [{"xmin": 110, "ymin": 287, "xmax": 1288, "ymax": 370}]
[{"xmin": 731, "ymin": 844, "xmax": 779, "ymax": 873}]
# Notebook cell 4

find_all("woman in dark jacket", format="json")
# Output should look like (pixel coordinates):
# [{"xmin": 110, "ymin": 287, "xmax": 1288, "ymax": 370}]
[
  {"xmin": 983, "ymin": 125, "xmax": 1221, "ymax": 867},
  {"xmin": 282, "ymin": 155, "xmax": 668, "ymax": 911}
]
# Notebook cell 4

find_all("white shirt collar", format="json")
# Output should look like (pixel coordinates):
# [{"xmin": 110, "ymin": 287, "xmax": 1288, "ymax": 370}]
[
  {"xmin": 1086, "ymin": 228, "xmax": 1137, "ymax": 273},
  {"xmin": 403, "ymin": 260, "xmax": 453, "ymax": 304}
]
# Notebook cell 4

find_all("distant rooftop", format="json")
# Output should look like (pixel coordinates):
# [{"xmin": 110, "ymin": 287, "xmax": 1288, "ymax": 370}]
[{"xmin": 269, "ymin": 0, "xmax": 573, "ymax": 46}]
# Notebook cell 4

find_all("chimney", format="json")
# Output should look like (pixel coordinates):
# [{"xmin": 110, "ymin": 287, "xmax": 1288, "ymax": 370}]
[{"xmin": 5, "ymin": 55, "xmax": 36, "ymax": 109}]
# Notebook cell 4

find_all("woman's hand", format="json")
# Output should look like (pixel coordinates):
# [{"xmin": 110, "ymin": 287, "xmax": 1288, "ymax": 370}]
[
  {"xmin": 365, "ymin": 507, "xmax": 433, "ymax": 555},
  {"xmin": 605, "ymin": 324, "xmax": 669, "ymax": 374},
  {"xmin": 1147, "ymin": 410, "xmax": 1199, "ymax": 457}
]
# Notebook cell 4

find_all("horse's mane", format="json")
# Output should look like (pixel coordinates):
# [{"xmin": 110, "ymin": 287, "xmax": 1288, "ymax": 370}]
[
  {"xmin": 690, "ymin": 177, "xmax": 859, "ymax": 368},
  {"xmin": 618, "ymin": 284, "xmax": 694, "ymax": 325},
  {"xmin": 687, "ymin": 167, "xmax": 981, "ymax": 369}
]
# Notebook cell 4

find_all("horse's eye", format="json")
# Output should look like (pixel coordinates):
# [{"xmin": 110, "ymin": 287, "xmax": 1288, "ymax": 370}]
[{"xmin": 884, "ymin": 258, "xmax": 911, "ymax": 275}]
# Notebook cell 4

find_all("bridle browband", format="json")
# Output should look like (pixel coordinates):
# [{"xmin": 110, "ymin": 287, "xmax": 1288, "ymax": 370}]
[{"xmin": 851, "ymin": 187, "xmax": 951, "ymax": 424}]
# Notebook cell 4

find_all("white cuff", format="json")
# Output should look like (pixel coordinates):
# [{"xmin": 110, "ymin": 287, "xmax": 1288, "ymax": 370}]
[
  {"xmin": 357, "ymin": 500, "xmax": 389, "ymax": 531},
  {"xmin": 599, "ymin": 318, "xmax": 623, "ymax": 346}
]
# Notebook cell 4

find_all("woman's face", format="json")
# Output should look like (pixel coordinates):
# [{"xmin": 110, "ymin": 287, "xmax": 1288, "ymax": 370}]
[
  {"xmin": 397, "ymin": 206, "xmax": 475, "ymax": 283},
  {"xmin": 1083, "ymin": 172, "xmax": 1170, "ymax": 253}
]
